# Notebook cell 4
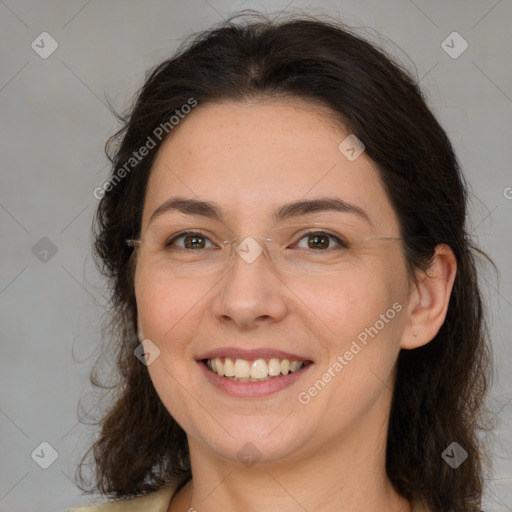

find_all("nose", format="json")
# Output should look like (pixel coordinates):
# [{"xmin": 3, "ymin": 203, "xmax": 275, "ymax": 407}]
[{"xmin": 211, "ymin": 239, "xmax": 288, "ymax": 330}]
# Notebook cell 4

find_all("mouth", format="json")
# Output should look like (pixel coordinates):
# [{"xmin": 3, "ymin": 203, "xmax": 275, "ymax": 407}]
[
  {"xmin": 196, "ymin": 347, "xmax": 314, "ymax": 398},
  {"xmin": 203, "ymin": 357, "xmax": 312, "ymax": 382}
]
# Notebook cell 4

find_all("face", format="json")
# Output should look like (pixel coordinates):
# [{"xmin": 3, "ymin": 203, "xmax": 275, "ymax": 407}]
[{"xmin": 133, "ymin": 99, "xmax": 412, "ymax": 466}]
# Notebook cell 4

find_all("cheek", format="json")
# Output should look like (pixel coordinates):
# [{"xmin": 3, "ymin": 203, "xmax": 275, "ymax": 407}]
[
  {"xmin": 134, "ymin": 267, "xmax": 205, "ymax": 427},
  {"xmin": 135, "ymin": 264, "xmax": 209, "ymax": 342},
  {"xmin": 312, "ymin": 254, "xmax": 408, "ymax": 378},
  {"xmin": 305, "ymin": 256, "xmax": 405, "ymax": 329},
  {"xmin": 305, "ymin": 278, "xmax": 406, "ymax": 417}
]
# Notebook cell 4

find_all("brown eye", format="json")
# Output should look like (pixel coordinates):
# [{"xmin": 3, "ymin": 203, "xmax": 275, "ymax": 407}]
[
  {"xmin": 307, "ymin": 233, "xmax": 330, "ymax": 250},
  {"xmin": 295, "ymin": 231, "xmax": 348, "ymax": 250},
  {"xmin": 165, "ymin": 231, "xmax": 215, "ymax": 250}
]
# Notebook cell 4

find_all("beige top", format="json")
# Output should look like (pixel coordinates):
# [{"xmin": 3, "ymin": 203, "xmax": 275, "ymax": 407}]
[
  {"xmin": 67, "ymin": 483, "xmax": 431, "ymax": 512},
  {"xmin": 67, "ymin": 483, "xmax": 179, "ymax": 512}
]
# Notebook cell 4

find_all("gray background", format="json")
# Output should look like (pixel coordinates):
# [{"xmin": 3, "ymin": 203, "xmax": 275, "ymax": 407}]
[{"xmin": 0, "ymin": 1, "xmax": 511, "ymax": 511}]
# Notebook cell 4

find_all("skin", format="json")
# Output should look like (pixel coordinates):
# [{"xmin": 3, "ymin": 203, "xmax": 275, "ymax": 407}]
[{"xmin": 133, "ymin": 99, "xmax": 457, "ymax": 512}]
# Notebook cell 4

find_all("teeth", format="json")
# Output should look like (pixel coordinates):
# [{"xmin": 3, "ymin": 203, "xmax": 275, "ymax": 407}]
[
  {"xmin": 251, "ymin": 359, "xmax": 268, "ymax": 379},
  {"xmin": 223, "ymin": 357, "xmax": 234, "ymax": 377},
  {"xmin": 215, "ymin": 357, "xmax": 224, "ymax": 376},
  {"xmin": 268, "ymin": 358, "xmax": 281, "ymax": 376},
  {"xmin": 289, "ymin": 361, "xmax": 301, "ymax": 372},
  {"xmin": 206, "ymin": 357, "xmax": 305, "ymax": 381},
  {"xmin": 234, "ymin": 359, "xmax": 250, "ymax": 378}
]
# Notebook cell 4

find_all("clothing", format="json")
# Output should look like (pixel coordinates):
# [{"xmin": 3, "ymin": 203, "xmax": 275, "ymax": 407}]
[
  {"xmin": 67, "ymin": 483, "xmax": 431, "ymax": 511},
  {"xmin": 66, "ymin": 483, "xmax": 179, "ymax": 512}
]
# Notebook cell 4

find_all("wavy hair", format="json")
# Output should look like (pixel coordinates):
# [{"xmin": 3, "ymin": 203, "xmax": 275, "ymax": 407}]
[{"xmin": 77, "ymin": 11, "xmax": 493, "ymax": 511}]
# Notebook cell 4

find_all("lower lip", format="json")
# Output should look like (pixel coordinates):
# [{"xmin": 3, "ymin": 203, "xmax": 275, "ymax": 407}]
[{"xmin": 197, "ymin": 360, "xmax": 313, "ymax": 398}]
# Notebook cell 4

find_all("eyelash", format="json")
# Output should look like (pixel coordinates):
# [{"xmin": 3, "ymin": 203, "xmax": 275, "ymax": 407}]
[{"xmin": 164, "ymin": 230, "xmax": 349, "ymax": 250}]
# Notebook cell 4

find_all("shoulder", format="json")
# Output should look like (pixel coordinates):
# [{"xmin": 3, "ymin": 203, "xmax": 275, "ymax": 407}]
[
  {"xmin": 66, "ymin": 484, "xmax": 177, "ymax": 512},
  {"xmin": 412, "ymin": 497, "xmax": 432, "ymax": 512}
]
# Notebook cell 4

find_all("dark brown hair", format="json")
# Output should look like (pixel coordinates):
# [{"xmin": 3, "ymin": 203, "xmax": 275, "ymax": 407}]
[{"xmin": 78, "ymin": 11, "xmax": 493, "ymax": 511}]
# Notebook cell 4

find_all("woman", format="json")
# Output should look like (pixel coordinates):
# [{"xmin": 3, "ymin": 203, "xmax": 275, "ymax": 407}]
[{"xmin": 70, "ymin": 11, "xmax": 492, "ymax": 512}]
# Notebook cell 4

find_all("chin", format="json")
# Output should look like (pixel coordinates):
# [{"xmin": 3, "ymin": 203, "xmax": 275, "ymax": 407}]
[{"xmin": 190, "ymin": 417, "xmax": 313, "ymax": 466}]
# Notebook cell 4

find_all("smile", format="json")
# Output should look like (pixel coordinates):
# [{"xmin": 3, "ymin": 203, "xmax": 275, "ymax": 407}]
[{"xmin": 205, "ymin": 357, "xmax": 307, "ymax": 382}]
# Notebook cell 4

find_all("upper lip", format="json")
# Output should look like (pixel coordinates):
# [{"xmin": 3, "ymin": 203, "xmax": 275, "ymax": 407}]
[{"xmin": 197, "ymin": 347, "xmax": 312, "ymax": 362}]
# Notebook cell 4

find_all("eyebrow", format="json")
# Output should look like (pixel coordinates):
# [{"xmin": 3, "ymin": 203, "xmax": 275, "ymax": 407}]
[{"xmin": 148, "ymin": 196, "xmax": 371, "ymax": 226}]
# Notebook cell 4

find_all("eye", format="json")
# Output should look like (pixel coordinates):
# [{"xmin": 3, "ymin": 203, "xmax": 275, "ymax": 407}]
[
  {"xmin": 294, "ymin": 231, "xmax": 349, "ymax": 250},
  {"xmin": 165, "ymin": 231, "xmax": 216, "ymax": 250}
]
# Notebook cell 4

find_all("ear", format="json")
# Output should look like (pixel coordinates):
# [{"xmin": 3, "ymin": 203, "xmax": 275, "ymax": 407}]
[{"xmin": 400, "ymin": 244, "xmax": 457, "ymax": 350}]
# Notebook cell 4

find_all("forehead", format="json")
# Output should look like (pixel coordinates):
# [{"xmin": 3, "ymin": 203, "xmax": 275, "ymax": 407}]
[{"xmin": 142, "ymin": 99, "xmax": 399, "ymax": 232}]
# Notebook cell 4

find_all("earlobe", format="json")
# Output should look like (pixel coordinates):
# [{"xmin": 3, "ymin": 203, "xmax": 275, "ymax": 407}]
[{"xmin": 400, "ymin": 244, "xmax": 457, "ymax": 350}]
